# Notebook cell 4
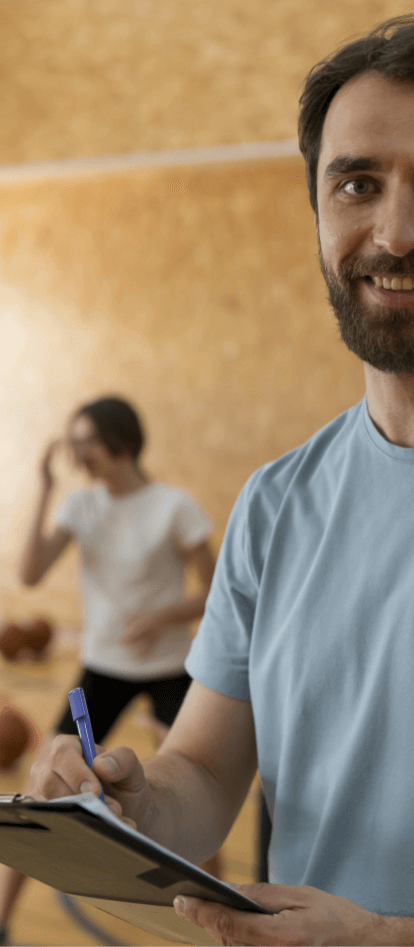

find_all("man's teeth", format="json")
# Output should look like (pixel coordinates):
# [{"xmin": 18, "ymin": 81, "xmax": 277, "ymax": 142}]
[{"xmin": 372, "ymin": 276, "xmax": 414, "ymax": 291}]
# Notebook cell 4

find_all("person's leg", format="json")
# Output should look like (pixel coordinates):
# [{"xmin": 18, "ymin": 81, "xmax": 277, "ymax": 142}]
[
  {"xmin": 134, "ymin": 702, "xmax": 169, "ymax": 744},
  {"xmin": 0, "ymin": 667, "xmax": 143, "ymax": 938},
  {"xmin": 0, "ymin": 730, "xmax": 57, "ymax": 934},
  {"xmin": 145, "ymin": 673, "xmax": 192, "ymax": 730},
  {"xmin": 61, "ymin": 667, "xmax": 145, "ymax": 745}
]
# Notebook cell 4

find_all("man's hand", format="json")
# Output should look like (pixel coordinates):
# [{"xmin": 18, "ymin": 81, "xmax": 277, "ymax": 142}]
[
  {"xmin": 173, "ymin": 882, "xmax": 387, "ymax": 946},
  {"xmin": 121, "ymin": 609, "xmax": 168, "ymax": 658},
  {"xmin": 29, "ymin": 734, "xmax": 152, "ymax": 829}
]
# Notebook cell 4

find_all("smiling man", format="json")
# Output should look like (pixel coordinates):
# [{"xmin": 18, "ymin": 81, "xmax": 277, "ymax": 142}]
[
  {"xmin": 316, "ymin": 73, "xmax": 414, "ymax": 376},
  {"xmin": 28, "ymin": 15, "xmax": 414, "ymax": 947}
]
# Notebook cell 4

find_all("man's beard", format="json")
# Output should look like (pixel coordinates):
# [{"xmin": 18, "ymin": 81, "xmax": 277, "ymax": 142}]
[{"xmin": 319, "ymin": 245, "xmax": 414, "ymax": 373}]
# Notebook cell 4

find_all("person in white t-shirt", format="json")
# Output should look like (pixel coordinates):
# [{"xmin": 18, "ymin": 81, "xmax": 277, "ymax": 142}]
[{"xmin": 0, "ymin": 395, "xmax": 216, "ymax": 940}]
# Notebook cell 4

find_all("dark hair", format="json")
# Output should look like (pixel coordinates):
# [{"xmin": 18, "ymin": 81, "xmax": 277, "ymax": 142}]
[
  {"xmin": 73, "ymin": 396, "xmax": 146, "ymax": 462},
  {"xmin": 298, "ymin": 15, "xmax": 414, "ymax": 213}
]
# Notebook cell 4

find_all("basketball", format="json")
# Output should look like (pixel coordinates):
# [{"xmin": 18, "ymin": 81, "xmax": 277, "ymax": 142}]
[
  {"xmin": 0, "ymin": 705, "xmax": 33, "ymax": 768},
  {"xmin": 21, "ymin": 618, "xmax": 54, "ymax": 654},
  {"xmin": 0, "ymin": 623, "xmax": 25, "ymax": 662}
]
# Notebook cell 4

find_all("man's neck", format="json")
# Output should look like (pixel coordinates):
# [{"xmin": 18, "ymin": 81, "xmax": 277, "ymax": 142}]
[{"xmin": 364, "ymin": 363, "xmax": 414, "ymax": 447}]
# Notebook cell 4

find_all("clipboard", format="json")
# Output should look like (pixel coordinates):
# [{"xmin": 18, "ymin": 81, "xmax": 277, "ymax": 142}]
[{"xmin": 0, "ymin": 792, "xmax": 270, "ymax": 945}]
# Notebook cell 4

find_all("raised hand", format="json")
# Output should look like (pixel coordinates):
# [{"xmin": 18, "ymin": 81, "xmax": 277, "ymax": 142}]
[
  {"xmin": 121, "ymin": 609, "xmax": 167, "ymax": 658},
  {"xmin": 39, "ymin": 439, "xmax": 63, "ymax": 492}
]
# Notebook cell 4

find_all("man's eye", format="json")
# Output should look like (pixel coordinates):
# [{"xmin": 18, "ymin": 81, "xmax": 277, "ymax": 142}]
[{"xmin": 342, "ymin": 179, "xmax": 371, "ymax": 196}]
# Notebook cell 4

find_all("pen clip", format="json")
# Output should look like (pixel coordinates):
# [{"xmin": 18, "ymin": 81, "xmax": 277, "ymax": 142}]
[{"xmin": 68, "ymin": 688, "xmax": 88, "ymax": 722}]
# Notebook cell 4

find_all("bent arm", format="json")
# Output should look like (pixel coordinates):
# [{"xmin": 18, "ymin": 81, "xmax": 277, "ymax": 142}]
[
  {"xmin": 30, "ymin": 681, "xmax": 257, "ymax": 865},
  {"xmin": 157, "ymin": 539, "xmax": 216, "ymax": 626},
  {"xmin": 19, "ymin": 483, "xmax": 71, "ymax": 585},
  {"xmin": 123, "ymin": 541, "xmax": 216, "ymax": 646}
]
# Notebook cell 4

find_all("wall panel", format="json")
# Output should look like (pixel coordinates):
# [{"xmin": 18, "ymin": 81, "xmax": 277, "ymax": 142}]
[
  {"xmin": 0, "ymin": 159, "xmax": 364, "ymax": 624},
  {"xmin": 0, "ymin": 0, "xmax": 409, "ymax": 163}
]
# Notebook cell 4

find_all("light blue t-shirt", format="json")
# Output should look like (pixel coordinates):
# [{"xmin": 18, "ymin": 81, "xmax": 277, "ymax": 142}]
[{"xmin": 186, "ymin": 398, "xmax": 414, "ymax": 915}]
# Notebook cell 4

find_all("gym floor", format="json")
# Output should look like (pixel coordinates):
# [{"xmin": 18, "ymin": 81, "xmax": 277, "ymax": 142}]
[{"xmin": 0, "ymin": 631, "xmax": 259, "ymax": 947}]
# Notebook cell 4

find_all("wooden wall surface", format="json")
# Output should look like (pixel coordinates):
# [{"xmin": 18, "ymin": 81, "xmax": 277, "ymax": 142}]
[
  {"xmin": 0, "ymin": 0, "xmax": 408, "ymax": 622},
  {"xmin": 0, "ymin": 0, "xmax": 410, "ymax": 163},
  {"xmin": 0, "ymin": 158, "xmax": 365, "ymax": 625}
]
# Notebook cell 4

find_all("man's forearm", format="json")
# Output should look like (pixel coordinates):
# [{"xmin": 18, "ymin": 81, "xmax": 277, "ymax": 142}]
[
  {"xmin": 375, "ymin": 915, "xmax": 414, "ymax": 945},
  {"xmin": 141, "ymin": 748, "xmax": 235, "ymax": 864}
]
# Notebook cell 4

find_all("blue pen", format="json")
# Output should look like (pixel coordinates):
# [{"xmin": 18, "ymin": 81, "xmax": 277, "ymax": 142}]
[{"xmin": 68, "ymin": 687, "xmax": 105, "ymax": 802}]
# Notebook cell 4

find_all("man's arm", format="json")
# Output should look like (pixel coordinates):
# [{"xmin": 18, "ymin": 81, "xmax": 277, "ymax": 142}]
[
  {"xmin": 141, "ymin": 677, "xmax": 256, "ymax": 860},
  {"xmin": 29, "ymin": 680, "xmax": 257, "ymax": 865},
  {"xmin": 377, "ymin": 916, "xmax": 414, "ymax": 946}
]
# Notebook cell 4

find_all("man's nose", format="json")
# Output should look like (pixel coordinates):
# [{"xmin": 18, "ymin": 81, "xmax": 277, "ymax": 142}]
[{"xmin": 372, "ymin": 184, "xmax": 414, "ymax": 258}]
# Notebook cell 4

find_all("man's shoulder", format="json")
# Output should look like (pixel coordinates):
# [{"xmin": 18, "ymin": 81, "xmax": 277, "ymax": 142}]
[{"xmin": 243, "ymin": 401, "xmax": 363, "ymax": 508}]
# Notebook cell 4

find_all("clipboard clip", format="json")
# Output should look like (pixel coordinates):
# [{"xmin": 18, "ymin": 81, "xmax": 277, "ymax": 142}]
[{"xmin": 0, "ymin": 794, "xmax": 35, "ymax": 804}]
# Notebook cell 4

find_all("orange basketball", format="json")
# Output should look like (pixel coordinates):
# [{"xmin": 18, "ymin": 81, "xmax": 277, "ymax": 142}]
[
  {"xmin": 22, "ymin": 618, "xmax": 53, "ymax": 653},
  {"xmin": 0, "ymin": 623, "xmax": 25, "ymax": 661},
  {"xmin": 0, "ymin": 705, "xmax": 32, "ymax": 768}
]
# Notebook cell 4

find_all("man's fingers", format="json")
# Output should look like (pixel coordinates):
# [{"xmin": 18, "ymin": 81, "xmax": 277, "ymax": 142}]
[
  {"xmin": 29, "ymin": 767, "xmax": 74, "ymax": 801},
  {"xmin": 31, "ymin": 735, "xmax": 145, "ymax": 801},
  {"xmin": 103, "ymin": 796, "xmax": 137, "ymax": 829},
  {"xmin": 172, "ymin": 887, "xmax": 379, "ymax": 946},
  {"xmin": 31, "ymin": 734, "xmax": 102, "ymax": 800},
  {"xmin": 93, "ymin": 746, "xmax": 146, "ymax": 794},
  {"xmin": 173, "ymin": 898, "xmax": 281, "ymax": 947},
  {"xmin": 236, "ymin": 882, "xmax": 308, "ymax": 912},
  {"xmin": 103, "ymin": 795, "xmax": 124, "ymax": 817},
  {"xmin": 29, "ymin": 736, "xmax": 146, "ymax": 831}
]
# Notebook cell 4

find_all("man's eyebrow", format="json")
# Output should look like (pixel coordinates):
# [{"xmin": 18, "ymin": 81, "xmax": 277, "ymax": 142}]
[{"xmin": 324, "ymin": 155, "xmax": 383, "ymax": 179}]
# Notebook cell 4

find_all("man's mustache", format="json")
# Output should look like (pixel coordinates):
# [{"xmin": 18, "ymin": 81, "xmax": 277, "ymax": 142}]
[{"xmin": 342, "ymin": 253, "xmax": 414, "ymax": 280}]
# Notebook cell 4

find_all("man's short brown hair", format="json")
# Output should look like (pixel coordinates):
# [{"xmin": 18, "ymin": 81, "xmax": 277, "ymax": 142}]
[{"xmin": 298, "ymin": 16, "xmax": 414, "ymax": 213}]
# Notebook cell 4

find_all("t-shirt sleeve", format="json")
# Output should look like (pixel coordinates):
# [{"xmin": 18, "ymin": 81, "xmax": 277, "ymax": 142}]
[
  {"xmin": 185, "ymin": 478, "xmax": 259, "ymax": 701},
  {"xmin": 53, "ymin": 490, "xmax": 86, "ymax": 540},
  {"xmin": 173, "ymin": 491, "xmax": 214, "ymax": 549}
]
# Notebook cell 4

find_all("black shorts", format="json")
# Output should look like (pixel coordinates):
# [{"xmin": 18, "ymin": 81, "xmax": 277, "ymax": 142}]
[{"xmin": 54, "ymin": 667, "xmax": 192, "ymax": 745}]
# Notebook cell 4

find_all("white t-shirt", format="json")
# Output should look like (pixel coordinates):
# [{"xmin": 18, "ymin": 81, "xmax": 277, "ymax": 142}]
[{"xmin": 54, "ymin": 482, "xmax": 213, "ymax": 680}]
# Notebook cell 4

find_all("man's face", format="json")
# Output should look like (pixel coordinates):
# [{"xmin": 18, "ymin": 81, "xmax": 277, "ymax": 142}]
[{"xmin": 316, "ymin": 71, "xmax": 414, "ymax": 373}]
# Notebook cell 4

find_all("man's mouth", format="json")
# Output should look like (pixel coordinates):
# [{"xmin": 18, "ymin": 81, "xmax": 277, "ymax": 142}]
[{"xmin": 365, "ymin": 275, "xmax": 414, "ymax": 292}]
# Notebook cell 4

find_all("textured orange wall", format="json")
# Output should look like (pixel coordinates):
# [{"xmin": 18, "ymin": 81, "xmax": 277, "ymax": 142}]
[
  {"xmin": 0, "ymin": 0, "xmax": 410, "ymax": 163},
  {"xmin": 0, "ymin": 159, "xmax": 365, "ymax": 624},
  {"xmin": 0, "ymin": 0, "xmax": 406, "ymax": 627}
]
